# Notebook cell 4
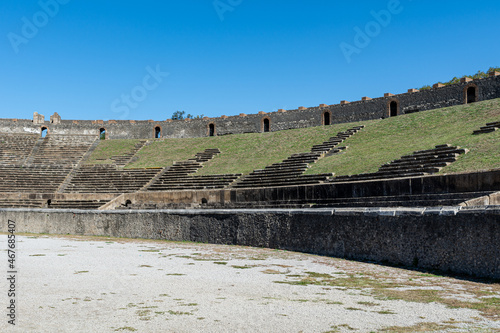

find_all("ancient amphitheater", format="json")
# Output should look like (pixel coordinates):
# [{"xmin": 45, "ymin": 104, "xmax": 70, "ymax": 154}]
[
  {"xmin": 1, "ymin": 72, "xmax": 499, "ymax": 332},
  {"xmin": 1, "ymin": 72, "xmax": 499, "ymax": 279}
]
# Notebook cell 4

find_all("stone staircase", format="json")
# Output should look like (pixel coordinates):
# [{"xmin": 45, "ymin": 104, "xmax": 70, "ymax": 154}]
[
  {"xmin": 473, "ymin": 121, "xmax": 500, "ymax": 135},
  {"xmin": 310, "ymin": 125, "xmax": 364, "ymax": 154},
  {"xmin": 0, "ymin": 165, "xmax": 71, "ymax": 193},
  {"xmin": 231, "ymin": 126, "xmax": 363, "ymax": 189},
  {"xmin": 146, "ymin": 149, "xmax": 241, "ymax": 191},
  {"xmin": 189, "ymin": 148, "xmax": 221, "ymax": 162},
  {"xmin": 28, "ymin": 135, "xmax": 97, "ymax": 167},
  {"xmin": 332, "ymin": 144, "xmax": 468, "ymax": 182},
  {"xmin": 108, "ymin": 140, "xmax": 148, "ymax": 167},
  {"xmin": 0, "ymin": 134, "xmax": 39, "ymax": 166},
  {"xmin": 63, "ymin": 165, "xmax": 162, "ymax": 193},
  {"xmin": 231, "ymin": 152, "xmax": 332, "ymax": 188}
]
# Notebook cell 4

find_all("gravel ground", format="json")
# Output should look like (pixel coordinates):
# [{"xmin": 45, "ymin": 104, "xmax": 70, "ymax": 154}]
[{"xmin": 0, "ymin": 234, "xmax": 499, "ymax": 333}]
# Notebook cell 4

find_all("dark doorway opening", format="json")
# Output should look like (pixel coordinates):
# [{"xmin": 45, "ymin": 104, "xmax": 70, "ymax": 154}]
[
  {"xmin": 466, "ymin": 87, "xmax": 476, "ymax": 104},
  {"xmin": 99, "ymin": 128, "xmax": 106, "ymax": 140},
  {"xmin": 201, "ymin": 198, "xmax": 208, "ymax": 205},
  {"xmin": 390, "ymin": 101, "xmax": 398, "ymax": 117},
  {"xmin": 209, "ymin": 124, "xmax": 215, "ymax": 137},
  {"xmin": 155, "ymin": 126, "xmax": 161, "ymax": 138},
  {"xmin": 41, "ymin": 127, "xmax": 48, "ymax": 138},
  {"xmin": 323, "ymin": 112, "xmax": 331, "ymax": 126},
  {"xmin": 263, "ymin": 118, "xmax": 270, "ymax": 132}
]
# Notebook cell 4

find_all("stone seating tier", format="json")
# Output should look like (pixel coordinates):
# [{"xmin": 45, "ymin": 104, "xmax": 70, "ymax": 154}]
[
  {"xmin": 0, "ymin": 134, "xmax": 39, "ymax": 166},
  {"xmin": 29, "ymin": 135, "xmax": 96, "ymax": 167},
  {"xmin": 64, "ymin": 165, "xmax": 161, "ymax": 193},
  {"xmin": 108, "ymin": 140, "xmax": 148, "ymax": 166},
  {"xmin": 0, "ymin": 166, "xmax": 71, "ymax": 193},
  {"xmin": 231, "ymin": 174, "xmax": 334, "ymax": 188},
  {"xmin": 47, "ymin": 199, "xmax": 110, "ymax": 209},
  {"xmin": 0, "ymin": 199, "xmax": 44, "ymax": 208},
  {"xmin": 310, "ymin": 126, "xmax": 364, "ymax": 154},
  {"xmin": 218, "ymin": 191, "xmax": 494, "ymax": 209},
  {"xmin": 472, "ymin": 121, "xmax": 500, "ymax": 135},
  {"xmin": 333, "ymin": 172, "xmax": 427, "ymax": 182},
  {"xmin": 248, "ymin": 168, "xmax": 307, "ymax": 176},
  {"xmin": 117, "ymin": 190, "xmax": 494, "ymax": 210},
  {"xmin": 147, "ymin": 174, "xmax": 241, "ymax": 191},
  {"xmin": 145, "ymin": 148, "xmax": 223, "ymax": 190},
  {"xmin": 234, "ymin": 126, "xmax": 363, "ymax": 189},
  {"xmin": 332, "ymin": 145, "xmax": 466, "ymax": 183},
  {"xmin": 189, "ymin": 148, "xmax": 221, "ymax": 162}
]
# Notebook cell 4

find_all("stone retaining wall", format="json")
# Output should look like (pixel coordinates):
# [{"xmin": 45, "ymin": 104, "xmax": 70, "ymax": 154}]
[
  {"xmin": 2, "ymin": 74, "xmax": 500, "ymax": 139},
  {"xmin": 99, "ymin": 169, "xmax": 500, "ymax": 209},
  {"xmin": 1, "ymin": 207, "xmax": 498, "ymax": 279}
]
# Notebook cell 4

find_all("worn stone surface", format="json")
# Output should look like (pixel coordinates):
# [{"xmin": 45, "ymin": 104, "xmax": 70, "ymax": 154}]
[
  {"xmin": 2, "ymin": 75, "xmax": 500, "ymax": 139},
  {"xmin": 1, "ymin": 207, "xmax": 499, "ymax": 279}
]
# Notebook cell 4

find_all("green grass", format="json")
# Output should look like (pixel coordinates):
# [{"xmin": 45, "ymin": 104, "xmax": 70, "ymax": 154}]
[
  {"xmin": 307, "ymin": 98, "xmax": 500, "ymax": 176},
  {"xmin": 126, "ymin": 123, "xmax": 358, "ymax": 174},
  {"xmin": 85, "ymin": 139, "xmax": 142, "ymax": 165},
  {"xmin": 88, "ymin": 98, "xmax": 500, "ymax": 176}
]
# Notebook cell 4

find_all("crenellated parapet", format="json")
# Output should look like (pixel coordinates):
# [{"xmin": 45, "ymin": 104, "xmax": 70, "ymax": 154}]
[{"xmin": 2, "ymin": 73, "xmax": 500, "ymax": 139}]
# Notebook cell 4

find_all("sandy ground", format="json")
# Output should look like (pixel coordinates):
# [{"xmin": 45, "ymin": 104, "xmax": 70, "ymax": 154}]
[{"xmin": 0, "ymin": 234, "xmax": 498, "ymax": 333}]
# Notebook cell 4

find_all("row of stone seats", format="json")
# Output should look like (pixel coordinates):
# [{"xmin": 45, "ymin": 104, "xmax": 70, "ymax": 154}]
[
  {"xmin": 332, "ymin": 145, "xmax": 467, "ymax": 183},
  {"xmin": 310, "ymin": 125, "xmax": 364, "ymax": 154},
  {"xmin": 231, "ymin": 173, "xmax": 334, "ymax": 189},
  {"xmin": 232, "ymin": 126, "xmax": 364, "ymax": 188},
  {"xmin": 473, "ymin": 121, "xmax": 500, "ymax": 135},
  {"xmin": 46, "ymin": 199, "xmax": 110, "ymax": 209},
  {"xmin": 189, "ymin": 148, "xmax": 221, "ymax": 162},
  {"xmin": 213, "ymin": 191, "xmax": 494, "ymax": 209},
  {"xmin": 232, "ymin": 126, "xmax": 364, "ymax": 189},
  {"xmin": 108, "ymin": 140, "xmax": 148, "ymax": 166},
  {"xmin": 0, "ymin": 165, "xmax": 71, "ymax": 193},
  {"xmin": 30, "ymin": 135, "xmax": 96, "ymax": 167},
  {"xmin": 147, "ymin": 149, "xmax": 227, "ymax": 191},
  {"xmin": 0, "ymin": 133, "xmax": 39, "ymax": 166},
  {"xmin": 0, "ymin": 198, "xmax": 44, "ymax": 208},
  {"xmin": 63, "ymin": 165, "xmax": 161, "ymax": 193},
  {"xmin": 147, "ymin": 174, "xmax": 241, "ymax": 191},
  {"xmin": 231, "ymin": 152, "xmax": 326, "ymax": 188}
]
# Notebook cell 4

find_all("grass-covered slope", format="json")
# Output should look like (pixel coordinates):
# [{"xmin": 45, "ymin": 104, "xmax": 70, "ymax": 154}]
[
  {"xmin": 85, "ymin": 139, "xmax": 143, "ymax": 165},
  {"xmin": 127, "ymin": 123, "xmax": 360, "ymax": 175},
  {"xmin": 307, "ymin": 98, "xmax": 500, "ymax": 176},
  {"xmin": 88, "ymin": 98, "xmax": 500, "ymax": 176}
]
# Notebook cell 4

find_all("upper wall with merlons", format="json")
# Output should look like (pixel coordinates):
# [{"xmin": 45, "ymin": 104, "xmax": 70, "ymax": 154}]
[{"xmin": 2, "ymin": 73, "xmax": 500, "ymax": 139}]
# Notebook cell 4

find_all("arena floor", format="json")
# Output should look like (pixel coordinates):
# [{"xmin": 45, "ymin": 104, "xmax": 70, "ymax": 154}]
[{"xmin": 0, "ymin": 234, "xmax": 498, "ymax": 332}]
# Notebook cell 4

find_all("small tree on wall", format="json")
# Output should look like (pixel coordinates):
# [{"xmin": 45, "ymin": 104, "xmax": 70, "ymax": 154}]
[
  {"xmin": 417, "ymin": 67, "xmax": 500, "ymax": 90},
  {"xmin": 171, "ymin": 111, "xmax": 204, "ymax": 120},
  {"xmin": 171, "ymin": 110, "xmax": 186, "ymax": 120}
]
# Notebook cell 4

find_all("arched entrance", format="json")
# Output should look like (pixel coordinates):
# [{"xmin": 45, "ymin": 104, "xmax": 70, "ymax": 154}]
[
  {"xmin": 99, "ymin": 128, "xmax": 106, "ymax": 140},
  {"xmin": 466, "ymin": 86, "xmax": 477, "ymax": 104},
  {"xmin": 390, "ymin": 101, "xmax": 398, "ymax": 117},
  {"xmin": 323, "ymin": 111, "xmax": 331, "ymax": 126},
  {"xmin": 208, "ymin": 123, "xmax": 215, "ymax": 137},
  {"xmin": 41, "ymin": 127, "xmax": 48, "ymax": 138},
  {"xmin": 154, "ymin": 126, "xmax": 161, "ymax": 138},
  {"xmin": 262, "ymin": 118, "xmax": 270, "ymax": 132}
]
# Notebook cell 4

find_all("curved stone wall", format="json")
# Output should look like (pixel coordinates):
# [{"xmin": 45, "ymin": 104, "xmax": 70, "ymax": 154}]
[
  {"xmin": 2, "ymin": 74, "xmax": 500, "ymax": 139},
  {"xmin": 1, "ymin": 207, "xmax": 498, "ymax": 279}
]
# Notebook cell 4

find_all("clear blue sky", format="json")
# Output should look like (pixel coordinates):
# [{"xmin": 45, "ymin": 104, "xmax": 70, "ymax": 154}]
[{"xmin": 1, "ymin": 0, "xmax": 499, "ymax": 121}]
